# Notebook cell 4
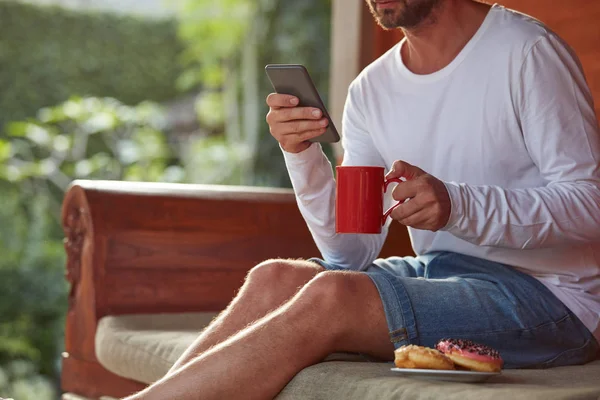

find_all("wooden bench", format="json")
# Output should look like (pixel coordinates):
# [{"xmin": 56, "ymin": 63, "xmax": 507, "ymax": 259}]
[{"xmin": 60, "ymin": 180, "xmax": 413, "ymax": 399}]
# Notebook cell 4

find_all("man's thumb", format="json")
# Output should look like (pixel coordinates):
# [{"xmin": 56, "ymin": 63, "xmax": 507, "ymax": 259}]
[{"xmin": 387, "ymin": 160, "xmax": 423, "ymax": 180}]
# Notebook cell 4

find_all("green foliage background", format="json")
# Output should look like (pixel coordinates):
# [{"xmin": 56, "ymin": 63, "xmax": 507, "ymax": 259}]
[
  {"xmin": 0, "ymin": 96, "xmax": 181, "ymax": 399},
  {"xmin": 253, "ymin": 0, "xmax": 333, "ymax": 186},
  {"xmin": 0, "ymin": 0, "xmax": 333, "ymax": 398},
  {"xmin": 0, "ymin": 0, "xmax": 183, "ymax": 130},
  {"xmin": 178, "ymin": 0, "xmax": 333, "ymax": 188},
  {"xmin": 0, "ymin": 182, "xmax": 66, "ymax": 399}
]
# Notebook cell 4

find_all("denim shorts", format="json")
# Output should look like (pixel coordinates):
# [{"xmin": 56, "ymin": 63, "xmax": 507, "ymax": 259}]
[{"xmin": 311, "ymin": 251, "xmax": 599, "ymax": 369}]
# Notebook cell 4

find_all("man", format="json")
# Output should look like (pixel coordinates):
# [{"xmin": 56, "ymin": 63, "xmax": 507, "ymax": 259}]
[{"xmin": 126, "ymin": 0, "xmax": 600, "ymax": 399}]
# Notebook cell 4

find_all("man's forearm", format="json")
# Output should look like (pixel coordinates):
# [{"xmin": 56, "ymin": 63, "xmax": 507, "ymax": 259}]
[
  {"xmin": 443, "ymin": 180, "xmax": 600, "ymax": 249},
  {"xmin": 283, "ymin": 143, "xmax": 387, "ymax": 269}
]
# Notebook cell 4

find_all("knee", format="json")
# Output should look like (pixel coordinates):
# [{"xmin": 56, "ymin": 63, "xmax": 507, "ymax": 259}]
[
  {"xmin": 246, "ymin": 259, "xmax": 295, "ymax": 287},
  {"xmin": 299, "ymin": 271, "xmax": 356, "ymax": 317},
  {"xmin": 284, "ymin": 272, "xmax": 359, "ymax": 344},
  {"xmin": 243, "ymin": 259, "xmax": 320, "ymax": 304}
]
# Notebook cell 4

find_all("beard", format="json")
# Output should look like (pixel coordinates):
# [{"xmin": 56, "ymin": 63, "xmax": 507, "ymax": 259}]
[{"xmin": 366, "ymin": 0, "xmax": 442, "ymax": 30}]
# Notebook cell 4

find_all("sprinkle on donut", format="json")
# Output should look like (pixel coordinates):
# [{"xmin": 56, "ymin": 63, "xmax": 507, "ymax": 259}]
[{"xmin": 436, "ymin": 338, "xmax": 501, "ymax": 359}]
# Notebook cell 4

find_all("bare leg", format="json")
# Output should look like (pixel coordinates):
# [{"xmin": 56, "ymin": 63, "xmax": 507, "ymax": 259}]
[
  {"xmin": 126, "ymin": 271, "xmax": 394, "ymax": 400},
  {"xmin": 168, "ymin": 259, "xmax": 323, "ymax": 373}
]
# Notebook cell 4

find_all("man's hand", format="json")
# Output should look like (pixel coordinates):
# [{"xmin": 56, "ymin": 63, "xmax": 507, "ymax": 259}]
[
  {"xmin": 386, "ymin": 160, "xmax": 452, "ymax": 231},
  {"xmin": 266, "ymin": 93, "xmax": 329, "ymax": 153}
]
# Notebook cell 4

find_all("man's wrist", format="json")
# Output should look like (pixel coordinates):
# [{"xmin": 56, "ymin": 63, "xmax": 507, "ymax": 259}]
[
  {"xmin": 280, "ymin": 142, "xmax": 312, "ymax": 154},
  {"xmin": 281, "ymin": 142, "xmax": 322, "ymax": 165},
  {"xmin": 440, "ymin": 181, "xmax": 462, "ymax": 231}
]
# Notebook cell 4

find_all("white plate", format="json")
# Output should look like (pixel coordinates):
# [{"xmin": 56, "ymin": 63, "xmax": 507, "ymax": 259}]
[{"xmin": 390, "ymin": 368, "xmax": 500, "ymax": 383}]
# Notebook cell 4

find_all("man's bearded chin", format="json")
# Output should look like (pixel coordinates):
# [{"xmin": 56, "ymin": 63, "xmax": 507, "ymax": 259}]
[{"xmin": 367, "ymin": 0, "xmax": 441, "ymax": 30}]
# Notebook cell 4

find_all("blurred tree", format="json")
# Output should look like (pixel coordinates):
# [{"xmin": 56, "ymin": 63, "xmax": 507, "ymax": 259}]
[
  {"xmin": 177, "ymin": 0, "xmax": 333, "ymax": 188},
  {"xmin": 0, "ymin": 97, "xmax": 184, "ymax": 399},
  {"xmin": 0, "ymin": 0, "xmax": 183, "ymax": 130},
  {"xmin": 2, "ymin": 97, "xmax": 184, "ymax": 205}
]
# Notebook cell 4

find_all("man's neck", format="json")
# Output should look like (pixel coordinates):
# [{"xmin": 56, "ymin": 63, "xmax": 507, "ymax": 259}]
[{"xmin": 401, "ymin": 0, "xmax": 491, "ymax": 75}]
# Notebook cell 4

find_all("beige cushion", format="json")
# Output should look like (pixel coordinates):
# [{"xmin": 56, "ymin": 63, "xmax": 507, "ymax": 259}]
[
  {"xmin": 278, "ymin": 360, "xmax": 600, "ymax": 400},
  {"xmin": 96, "ymin": 313, "xmax": 600, "ymax": 400},
  {"xmin": 96, "ymin": 313, "xmax": 217, "ymax": 384}
]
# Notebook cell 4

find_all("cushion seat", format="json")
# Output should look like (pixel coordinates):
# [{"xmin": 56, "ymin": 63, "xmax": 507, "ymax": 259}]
[
  {"xmin": 96, "ymin": 313, "xmax": 600, "ymax": 400},
  {"xmin": 96, "ymin": 312, "xmax": 218, "ymax": 384}
]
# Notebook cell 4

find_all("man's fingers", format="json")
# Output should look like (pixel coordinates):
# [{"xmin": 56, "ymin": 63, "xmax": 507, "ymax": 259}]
[
  {"xmin": 265, "ymin": 93, "xmax": 327, "ymax": 153},
  {"xmin": 266, "ymin": 93, "xmax": 299, "ymax": 108},
  {"xmin": 386, "ymin": 160, "xmax": 424, "ymax": 180},
  {"xmin": 397, "ymin": 209, "xmax": 431, "ymax": 228},
  {"xmin": 391, "ymin": 180, "xmax": 420, "ymax": 202},
  {"xmin": 286, "ymin": 106, "xmax": 323, "ymax": 121},
  {"xmin": 280, "ymin": 128, "xmax": 326, "ymax": 147},
  {"xmin": 278, "ymin": 119, "xmax": 328, "ymax": 135},
  {"xmin": 269, "ymin": 106, "xmax": 323, "ymax": 124},
  {"xmin": 390, "ymin": 197, "xmax": 425, "ymax": 221},
  {"xmin": 298, "ymin": 128, "xmax": 327, "ymax": 141}
]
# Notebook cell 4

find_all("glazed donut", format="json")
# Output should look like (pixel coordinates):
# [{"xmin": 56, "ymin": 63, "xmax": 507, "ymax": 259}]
[
  {"xmin": 436, "ymin": 338, "xmax": 503, "ymax": 373},
  {"xmin": 394, "ymin": 345, "xmax": 455, "ymax": 370}
]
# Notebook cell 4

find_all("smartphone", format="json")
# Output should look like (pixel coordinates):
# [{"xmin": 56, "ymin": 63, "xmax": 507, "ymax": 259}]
[{"xmin": 265, "ymin": 64, "xmax": 340, "ymax": 143}]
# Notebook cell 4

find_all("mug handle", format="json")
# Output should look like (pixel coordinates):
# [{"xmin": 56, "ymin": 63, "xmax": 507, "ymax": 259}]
[{"xmin": 382, "ymin": 178, "xmax": 404, "ymax": 226}]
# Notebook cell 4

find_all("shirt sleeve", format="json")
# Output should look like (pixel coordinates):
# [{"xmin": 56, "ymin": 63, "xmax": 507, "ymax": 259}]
[
  {"xmin": 282, "ymin": 79, "xmax": 391, "ymax": 269},
  {"xmin": 442, "ymin": 33, "xmax": 600, "ymax": 249}
]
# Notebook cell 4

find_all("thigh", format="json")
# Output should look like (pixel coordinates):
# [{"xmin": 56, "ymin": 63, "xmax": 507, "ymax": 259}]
[{"xmin": 300, "ymin": 270, "xmax": 396, "ymax": 361}]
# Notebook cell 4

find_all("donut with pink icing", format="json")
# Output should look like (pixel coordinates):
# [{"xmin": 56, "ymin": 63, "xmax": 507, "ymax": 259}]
[{"xmin": 435, "ymin": 338, "xmax": 503, "ymax": 373}]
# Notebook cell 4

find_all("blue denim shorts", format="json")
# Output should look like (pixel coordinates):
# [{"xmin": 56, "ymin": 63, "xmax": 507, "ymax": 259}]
[{"xmin": 311, "ymin": 251, "xmax": 599, "ymax": 369}]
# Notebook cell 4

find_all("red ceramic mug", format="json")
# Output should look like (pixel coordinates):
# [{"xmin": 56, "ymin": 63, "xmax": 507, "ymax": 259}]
[{"xmin": 336, "ymin": 166, "xmax": 403, "ymax": 234}]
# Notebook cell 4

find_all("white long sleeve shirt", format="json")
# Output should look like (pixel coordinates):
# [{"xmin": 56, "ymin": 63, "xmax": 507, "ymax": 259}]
[{"xmin": 283, "ymin": 5, "xmax": 600, "ymax": 342}]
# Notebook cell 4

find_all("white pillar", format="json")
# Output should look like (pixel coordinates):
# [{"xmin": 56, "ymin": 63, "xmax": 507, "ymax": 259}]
[{"xmin": 328, "ymin": 0, "xmax": 363, "ymax": 161}]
